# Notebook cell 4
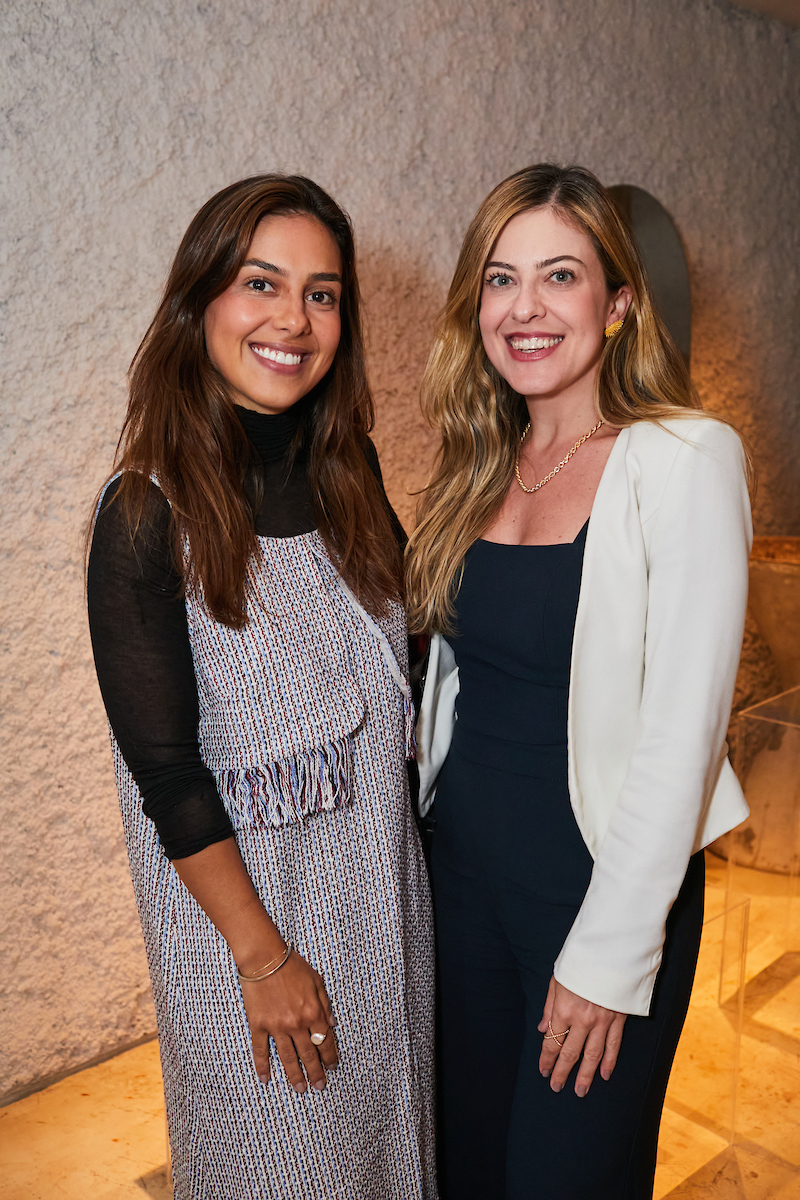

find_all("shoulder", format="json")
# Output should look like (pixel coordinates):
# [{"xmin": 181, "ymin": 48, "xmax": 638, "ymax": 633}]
[
  {"xmin": 93, "ymin": 471, "xmax": 173, "ymax": 557},
  {"xmin": 98, "ymin": 471, "xmax": 168, "ymax": 513},
  {"xmin": 625, "ymin": 417, "xmax": 747, "ymax": 492},
  {"xmin": 627, "ymin": 415, "xmax": 744, "ymax": 462},
  {"xmin": 619, "ymin": 416, "xmax": 748, "ymax": 528}
]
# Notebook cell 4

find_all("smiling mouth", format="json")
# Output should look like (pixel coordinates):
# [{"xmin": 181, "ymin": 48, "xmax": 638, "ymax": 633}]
[
  {"xmin": 251, "ymin": 344, "xmax": 306, "ymax": 366},
  {"xmin": 509, "ymin": 336, "xmax": 564, "ymax": 352}
]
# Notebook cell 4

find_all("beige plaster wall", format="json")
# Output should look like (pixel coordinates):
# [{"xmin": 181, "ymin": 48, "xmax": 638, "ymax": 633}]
[{"xmin": 2, "ymin": 0, "xmax": 798, "ymax": 1099}]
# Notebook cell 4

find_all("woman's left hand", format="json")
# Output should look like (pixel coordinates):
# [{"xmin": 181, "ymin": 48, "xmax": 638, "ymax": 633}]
[{"xmin": 538, "ymin": 976, "xmax": 627, "ymax": 1097}]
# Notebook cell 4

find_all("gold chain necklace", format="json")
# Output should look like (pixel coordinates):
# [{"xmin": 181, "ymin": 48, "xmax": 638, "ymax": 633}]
[{"xmin": 514, "ymin": 418, "xmax": 604, "ymax": 494}]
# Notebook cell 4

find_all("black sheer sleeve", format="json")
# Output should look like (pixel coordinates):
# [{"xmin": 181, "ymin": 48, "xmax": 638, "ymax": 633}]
[
  {"xmin": 88, "ymin": 433, "xmax": 405, "ymax": 860},
  {"xmin": 87, "ymin": 476, "xmax": 234, "ymax": 860}
]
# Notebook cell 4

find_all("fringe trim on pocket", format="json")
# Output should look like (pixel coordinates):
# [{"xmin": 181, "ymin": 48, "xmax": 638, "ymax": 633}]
[{"xmin": 217, "ymin": 736, "xmax": 354, "ymax": 830}]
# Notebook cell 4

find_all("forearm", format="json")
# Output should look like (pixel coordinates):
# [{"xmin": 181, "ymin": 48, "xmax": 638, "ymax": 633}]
[
  {"xmin": 174, "ymin": 837, "xmax": 337, "ymax": 1091},
  {"xmin": 172, "ymin": 837, "xmax": 286, "ymax": 975}
]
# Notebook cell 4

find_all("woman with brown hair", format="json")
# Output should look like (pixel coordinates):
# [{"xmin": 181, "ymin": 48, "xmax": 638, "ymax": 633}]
[
  {"xmin": 88, "ymin": 175, "xmax": 435, "ymax": 1199},
  {"xmin": 407, "ymin": 164, "xmax": 750, "ymax": 1198}
]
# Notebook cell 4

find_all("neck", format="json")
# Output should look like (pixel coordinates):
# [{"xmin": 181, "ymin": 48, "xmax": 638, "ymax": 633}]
[
  {"xmin": 234, "ymin": 402, "xmax": 305, "ymax": 464},
  {"xmin": 524, "ymin": 385, "xmax": 601, "ymax": 447}
]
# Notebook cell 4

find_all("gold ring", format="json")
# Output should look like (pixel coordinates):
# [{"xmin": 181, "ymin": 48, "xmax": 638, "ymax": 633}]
[
  {"xmin": 310, "ymin": 1031, "xmax": 328, "ymax": 1047},
  {"xmin": 544, "ymin": 1021, "xmax": 570, "ymax": 1047}
]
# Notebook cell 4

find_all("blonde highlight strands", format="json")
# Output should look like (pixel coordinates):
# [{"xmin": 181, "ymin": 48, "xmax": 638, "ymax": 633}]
[
  {"xmin": 406, "ymin": 164, "xmax": 708, "ymax": 635},
  {"xmin": 90, "ymin": 175, "xmax": 402, "ymax": 627}
]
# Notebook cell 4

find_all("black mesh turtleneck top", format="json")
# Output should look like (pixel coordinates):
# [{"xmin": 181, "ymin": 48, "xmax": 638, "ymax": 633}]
[{"xmin": 88, "ymin": 405, "xmax": 403, "ymax": 861}]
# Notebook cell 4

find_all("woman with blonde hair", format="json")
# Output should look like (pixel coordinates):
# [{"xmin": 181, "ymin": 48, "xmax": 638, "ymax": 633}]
[
  {"xmin": 407, "ymin": 163, "xmax": 750, "ymax": 1199},
  {"xmin": 88, "ymin": 175, "xmax": 435, "ymax": 1199}
]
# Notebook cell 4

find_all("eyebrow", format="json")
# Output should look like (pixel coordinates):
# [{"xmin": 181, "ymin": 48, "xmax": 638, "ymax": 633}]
[
  {"xmin": 485, "ymin": 255, "xmax": 586, "ymax": 272},
  {"xmin": 243, "ymin": 258, "xmax": 342, "ymax": 283}
]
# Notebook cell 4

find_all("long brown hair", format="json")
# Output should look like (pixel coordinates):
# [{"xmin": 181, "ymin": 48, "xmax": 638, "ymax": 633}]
[
  {"xmin": 95, "ymin": 175, "xmax": 401, "ymax": 626},
  {"xmin": 406, "ymin": 163, "xmax": 716, "ymax": 635}
]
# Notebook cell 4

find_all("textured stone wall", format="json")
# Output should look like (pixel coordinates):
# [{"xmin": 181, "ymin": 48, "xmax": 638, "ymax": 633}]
[{"xmin": 2, "ymin": 0, "xmax": 798, "ymax": 1099}]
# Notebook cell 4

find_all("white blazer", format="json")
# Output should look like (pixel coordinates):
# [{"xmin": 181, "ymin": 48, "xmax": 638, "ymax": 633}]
[{"xmin": 416, "ymin": 417, "xmax": 751, "ymax": 1016}]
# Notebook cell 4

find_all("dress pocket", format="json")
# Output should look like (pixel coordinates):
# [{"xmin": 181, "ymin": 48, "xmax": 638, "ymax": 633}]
[
  {"xmin": 207, "ymin": 671, "xmax": 366, "ymax": 830},
  {"xmin": 215, "ymin": 731, "xmax": 358, "ymax": 830}
]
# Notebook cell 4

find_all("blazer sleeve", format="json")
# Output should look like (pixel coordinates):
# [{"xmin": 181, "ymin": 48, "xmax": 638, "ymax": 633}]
[{"xmin": 553, "ymin": 419, "xmax": 752, "ymax": 1015}]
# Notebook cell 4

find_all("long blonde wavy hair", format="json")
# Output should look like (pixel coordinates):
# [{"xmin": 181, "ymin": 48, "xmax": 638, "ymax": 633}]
[{"xmin": 406, "ymin": 163, "xmax": 707, "ymax": 635}]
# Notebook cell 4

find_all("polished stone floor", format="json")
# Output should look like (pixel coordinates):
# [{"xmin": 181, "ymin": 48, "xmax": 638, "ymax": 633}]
[{"xmin": 2, "ymin": 856, "xmax": 798, "ymax": 1199}]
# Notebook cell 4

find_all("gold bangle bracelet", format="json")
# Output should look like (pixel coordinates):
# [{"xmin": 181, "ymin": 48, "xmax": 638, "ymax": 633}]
[{"xmin": 237, "ymin": 944, "xmax": 292, "ymax": 983}]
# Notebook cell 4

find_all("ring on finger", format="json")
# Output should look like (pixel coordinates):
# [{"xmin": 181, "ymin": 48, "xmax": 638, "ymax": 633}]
[
  {"xmin": 309, "ymin": 1030, "xmax": 329, "ymax": 1047},
  {"xmin": 544, "ymin": 1020, "xmax": 571, "ymax": 1048}
]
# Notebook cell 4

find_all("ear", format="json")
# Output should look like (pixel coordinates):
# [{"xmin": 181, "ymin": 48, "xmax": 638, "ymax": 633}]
[{"xmin": 606, "ymin": 285, "xmax": 632, "ymax": 327}]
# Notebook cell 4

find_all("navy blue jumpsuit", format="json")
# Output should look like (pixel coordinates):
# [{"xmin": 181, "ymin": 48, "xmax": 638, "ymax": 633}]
[{"xmin": 430, "ymin": 524, "xmax": 704, "ymax": 1200}]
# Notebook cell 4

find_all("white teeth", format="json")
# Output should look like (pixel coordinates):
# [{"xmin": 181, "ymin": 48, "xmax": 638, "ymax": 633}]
[
  {"xmin": 510, "ymin": 335, "xmax": 564, "ymax": 351},
  {"xmin": 252, "ymin": 345, "xmax": 303, "ymax": 365}
]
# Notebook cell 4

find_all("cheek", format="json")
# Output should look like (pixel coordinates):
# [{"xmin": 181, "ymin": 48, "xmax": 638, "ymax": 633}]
[
  {"xmin": 319, "ymin": 314, "xmax": 342, "ymax": 360},
  {"xmin": 478, "ymin": 303, "xmax": 494, "ymax": 348},
  {"xmin": 203, "ymin": 298, "xmax": 240, "ymax": 366},
  {"xmin": 478, "ymin": 301, "xmax": 506, "ymax": 365},
  {"xmin": 585, "ymin": 288, "xmax": 611, "ymax": 328},
  {"xmin": 203, "ymin": 310, "xmax": 223, "ymax": 367},
  {"xmin": 206, "ymin": 295, "xmax": 257, "ymax": 347},
  {"xmin": 478, "ymin": 291, "xmax": 506, "ymax": 341}
]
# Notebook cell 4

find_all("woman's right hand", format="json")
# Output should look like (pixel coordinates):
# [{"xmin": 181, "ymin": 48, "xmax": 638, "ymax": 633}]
[
  {"xmin": 239, "ymin": 949, "xmax": 339, "ymax": 1092},
  {"xmin": 170, "ymin": 839, "xmax": 339, "ymax": 1092}
]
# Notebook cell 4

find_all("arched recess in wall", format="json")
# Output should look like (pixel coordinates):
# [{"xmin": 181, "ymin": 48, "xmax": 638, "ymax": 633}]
[{"xmin": 608, "ymin": 185, "xmax": 691, "ymax": 370}]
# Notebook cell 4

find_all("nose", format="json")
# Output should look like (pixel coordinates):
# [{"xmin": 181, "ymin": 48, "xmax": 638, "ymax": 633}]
[
  {"xmin": 510, "ymin": 280, "xmax": 545, "ymax": 324},
  {"xmin": 273, "ymin": 287, "xmax": 311, "ymax": 335}
]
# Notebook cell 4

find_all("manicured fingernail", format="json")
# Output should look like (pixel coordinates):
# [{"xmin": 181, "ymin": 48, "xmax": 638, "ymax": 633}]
[
  {"xmin": 576, "ymin": 1085, "xmax": 587, "ymax": 1098},
  {"xmin": 294, "ymin": 1084, "xmax": 307, "ymax": 1094},
  {"xmin": 540, "ymin": 1068, "xmax": 551, "ymax": 1078},
  {"xmin": 258, "ymin": 1074, "xmax": 268, "ymax": 1085},
  {"xmin": 313, "ymin": 1080, "xmax": 326, "ymax": 1091},
  {"xmin": 551, "ymin": 1081, "xmax": 563, "ymax": 1093}
]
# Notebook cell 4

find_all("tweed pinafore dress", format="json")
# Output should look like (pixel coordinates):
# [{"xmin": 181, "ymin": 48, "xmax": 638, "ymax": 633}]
[{"xmin": 112, "ymin": 530, "xmax": 436, "ymax": 1200}]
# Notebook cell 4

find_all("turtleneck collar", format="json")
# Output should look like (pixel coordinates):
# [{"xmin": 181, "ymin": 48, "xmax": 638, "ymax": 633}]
[{"xmin": 234, "ymin": 403, "xmax": 305, "ymax": 465}]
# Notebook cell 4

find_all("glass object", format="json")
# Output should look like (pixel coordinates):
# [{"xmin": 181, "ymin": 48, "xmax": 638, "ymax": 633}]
[
  {"xmin": 713, "ymin": 687, "xmax": 800, "ymax": 1171},
  {"xmin": 748, "ymin": 538, "xmax": 800, "ymax": 698},
  {"xmin": 728, "ymin": 687, "xmax": 800, "ymax": 948},
  {"xmin": 656, "ymin": 889, "xmax": 749, "ymax": 1196}
]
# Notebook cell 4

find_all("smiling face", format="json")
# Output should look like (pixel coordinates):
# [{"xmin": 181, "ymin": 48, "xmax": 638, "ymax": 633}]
[
  {"xmin": 204, "ymin": 213, "xmax": 343, "ymax": 415},
  {"xmin": 478, "ymin": 205, "xmax": 631, "ymax": 406}
]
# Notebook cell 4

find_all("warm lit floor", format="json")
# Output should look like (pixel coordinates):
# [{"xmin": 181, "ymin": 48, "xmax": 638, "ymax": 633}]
[{"xmin": 1, "ymin": 855, "xmax": 799, "ymax": 1199}]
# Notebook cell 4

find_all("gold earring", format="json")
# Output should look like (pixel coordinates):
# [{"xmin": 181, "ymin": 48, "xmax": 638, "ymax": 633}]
[{"xmin": 604, "ymin": 317, "xmax": 624, "ymax": 339}]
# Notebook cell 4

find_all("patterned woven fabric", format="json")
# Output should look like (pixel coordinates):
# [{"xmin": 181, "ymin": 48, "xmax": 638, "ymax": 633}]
[{"xmin": 113, "ymin": 532, "xmax": 436, "ymax": 1199}]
